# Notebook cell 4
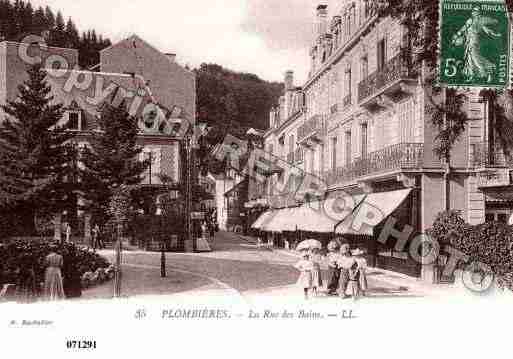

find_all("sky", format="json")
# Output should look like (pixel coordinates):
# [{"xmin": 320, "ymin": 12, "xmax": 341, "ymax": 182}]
[{"xmin": 28, "ymin": 0, "xmax": 344, "ymax": 84}]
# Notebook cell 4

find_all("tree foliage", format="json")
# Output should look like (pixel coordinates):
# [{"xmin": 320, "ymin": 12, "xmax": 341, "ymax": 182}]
[
  {"xmin": 0, "ymin": 0, "xmax": 111, "ymax": 69},
  {"xmin": 0, "ymin": 63, "xmax": 75, "ymax": 234},
  {"xmin": 429, "ymin": 210, "xmax": 513, "ymax": 290},
  {"xmin": 194, "ymin": 63, "xmax": 282, "ymax": 175},
  {"xmin": 80, "ymin": 104, "xmax": 149, "ymax": 224}
]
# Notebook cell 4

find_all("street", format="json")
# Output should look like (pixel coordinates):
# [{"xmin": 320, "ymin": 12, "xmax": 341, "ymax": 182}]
[{"xmin": 82, "ymin": 231, "xmax": 430, "ymax": 301}]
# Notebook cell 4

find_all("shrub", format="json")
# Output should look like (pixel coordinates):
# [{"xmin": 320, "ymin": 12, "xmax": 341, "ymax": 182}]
[
  {"xmin": 427, "ymin": 210, "xmax": 468, "ymax": 245},
  {"xmin": 449, "ymin": 221, "xmax": 513, "ymax": 289},
  {"xmin": 0, "ymin": 240, "xmax": 110, "ymax": 289}
]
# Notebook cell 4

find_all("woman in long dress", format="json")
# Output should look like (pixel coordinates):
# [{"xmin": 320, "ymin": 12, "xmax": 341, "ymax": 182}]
[
  {"xmin": 44, "ymin": 245, "xmax": 65, "ymax": 300},
  {"xmin": 294, "ymin": 253, "xmax": 313, "ymax": 300},
  {"xmin": 337, "ymin": 244, "xmax": 356, "ymax": 299},
  {"xmin": 353, "ymin": 248, "xmax": 368, "ymax": 297},
  {"xmin": 310, "ymin": 248, "xmax": 323, "ymax": 297}
]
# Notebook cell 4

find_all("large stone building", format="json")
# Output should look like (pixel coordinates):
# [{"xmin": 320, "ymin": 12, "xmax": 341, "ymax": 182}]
[
  {"xmin": 0, "ymin": 35, "xmax": 196, "ymax": 240},
  {"xmin": 255, "ymin": 2, "xmax": 513, "ymax": 282}
]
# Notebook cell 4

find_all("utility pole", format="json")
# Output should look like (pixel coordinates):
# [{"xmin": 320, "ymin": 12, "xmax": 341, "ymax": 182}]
[{"xmin": 183, "ymin": 132, "xmax": 194, "ymax": 252}]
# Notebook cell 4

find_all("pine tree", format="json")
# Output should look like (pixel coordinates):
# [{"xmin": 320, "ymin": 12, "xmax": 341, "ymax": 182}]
[
  {"xmin": 0, "ymin": 63, "xmax": 74, "ymax": 234},
  {"xmin": 65, "ymin": 17, "xmax": 79, "ymax": 49},
  {"xmin": 32, "ymin": 6, "xmax": 47, "ymax": 36},
  {"xmin": 81, "ymin": 103, "xmax": 149, "ymax": 224},
  {"xmin": 49, "ymin": 10, "xmax": 66, "ymax": 47}
]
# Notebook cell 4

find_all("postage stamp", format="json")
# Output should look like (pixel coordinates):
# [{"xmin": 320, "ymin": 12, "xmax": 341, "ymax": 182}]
[{"xmin": 439, "ymin": 0, "xmax": 511, "ymax": 89}]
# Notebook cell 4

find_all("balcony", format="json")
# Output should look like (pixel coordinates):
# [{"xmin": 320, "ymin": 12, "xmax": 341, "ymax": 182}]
[
  {"xmin": 470, "ymin": 142, "xmax": 513, "ymax": 168},
  {"xmin": 297, "ymin": 115, "xmax": 327, "ymax": 146},
  {"xmin": 357, "ymin": 54, "xmax": 419, "ymax": 110},
  {"xmin": 325, "ymin": 143, "xmax": 424, "ymax": 186}
]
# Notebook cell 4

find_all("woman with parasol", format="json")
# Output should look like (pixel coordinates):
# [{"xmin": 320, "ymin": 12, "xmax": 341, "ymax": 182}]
[{"xmin": 294, "ymin": 239, "xmax": 322, "ymax": 299}]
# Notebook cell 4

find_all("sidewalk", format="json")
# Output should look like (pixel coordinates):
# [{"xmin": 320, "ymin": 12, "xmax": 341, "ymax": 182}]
[{"xmin": 234, "ymin": 232, "xmax": 462, "ymax": 298}]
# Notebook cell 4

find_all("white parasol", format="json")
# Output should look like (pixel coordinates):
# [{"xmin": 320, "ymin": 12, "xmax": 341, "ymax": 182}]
[{"xmin": 296, "ymin": 239, "xmax": 322, "ymax": 251}]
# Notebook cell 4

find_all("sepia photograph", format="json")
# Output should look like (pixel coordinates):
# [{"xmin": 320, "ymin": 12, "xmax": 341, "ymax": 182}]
[{"xmin": 1, "ymin": 0, "xmax": 513, "ymax": 356}]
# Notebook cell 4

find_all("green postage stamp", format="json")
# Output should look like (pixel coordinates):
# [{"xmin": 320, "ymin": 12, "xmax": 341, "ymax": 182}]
[{"xmin": 439, "ymin": 0, "xmax": 511, "ymax": 89}]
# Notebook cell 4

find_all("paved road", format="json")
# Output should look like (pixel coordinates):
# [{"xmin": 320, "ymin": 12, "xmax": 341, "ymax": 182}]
[{"xmin": 83, "ymin": 231, "xmax": 422, "ymax": 300}]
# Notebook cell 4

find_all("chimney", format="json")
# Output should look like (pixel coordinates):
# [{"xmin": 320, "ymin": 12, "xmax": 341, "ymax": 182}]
[
  {"xmin": 165, "ymin": 53, "xmax": 176, "ymax": 63},
  {"xmin": 284, "ymin": 70, "xmax": 294, "ymax": 91},
  {"xmin": 316, "ymin": 4, "xmax": 328, "ymax": 38}
]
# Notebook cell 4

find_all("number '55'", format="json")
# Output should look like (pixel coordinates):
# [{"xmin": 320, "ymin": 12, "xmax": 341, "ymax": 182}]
[{"xmin": 444, "ymin": 58, "xmax": 460, "ymax": 77}]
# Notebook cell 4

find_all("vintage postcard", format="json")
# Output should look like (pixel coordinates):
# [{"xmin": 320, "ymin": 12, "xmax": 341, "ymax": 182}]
[{"xmin": 1, "ymin": 0, "xmax": 513, "ymax": 357}]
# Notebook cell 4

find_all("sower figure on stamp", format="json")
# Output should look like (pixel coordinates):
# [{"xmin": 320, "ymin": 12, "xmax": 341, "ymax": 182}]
[{"xmin": 452, "ymin": 6, "xmax": 502, "ymax": 83}]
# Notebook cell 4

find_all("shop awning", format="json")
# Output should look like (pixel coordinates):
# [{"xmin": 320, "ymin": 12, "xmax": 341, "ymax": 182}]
[
  {"xmin": 295, "ymin": 201, "xmax": 338, "ymax": 233},
  {"xmin": 251, "ymin": 211, "xmax": 274, "ymax": 230},
  {"xmin": 263, "ymin": 207, "xmax": 299, "ymax": 232},
  {"xmin": 336, "ymin": 188, "xmax": 412, "ymax": 235}
]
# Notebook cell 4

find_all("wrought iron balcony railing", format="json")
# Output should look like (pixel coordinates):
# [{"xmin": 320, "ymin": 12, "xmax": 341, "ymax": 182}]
[
  {"xmin": 297, "ymin": 115, "xmax": 327, "ymax": 144},
  {"xmin": 470, "ymin": 142, "xmax": 513, "ymax": 168},
  {"xmin": 358, "ymin": 54, "xmax": 419, "ymax": 103},
  {"xmin": 325, "ymin": 143, "xmax": 424, "ymax": 186}
]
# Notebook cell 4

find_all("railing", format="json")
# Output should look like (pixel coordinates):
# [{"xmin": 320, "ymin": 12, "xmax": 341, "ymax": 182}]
[
  {"xmin": 343, "ymin": 94, "xmax": 352, "ymax": 108},
  {"xmin": 297, "ymin": 115, "xmax": 326, "ymax": 143},
  {"xmin": 358, "ymin": 54, "xmax": 419, "ymax": 103},
  {"xmin": 325, "ymin": 143, "xmax": 424, "ymax": 186},
  {"xmin": 295, "ymin": 147, "xmax": 304, "ymax": 163},
  {"xmin": 471, "ymin": 142, "xmax": 513, "ymax": 167}
]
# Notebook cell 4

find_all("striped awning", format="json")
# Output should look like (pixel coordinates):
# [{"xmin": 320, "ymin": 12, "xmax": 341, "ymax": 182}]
[
  {"xmin": 336, "ymin": 188, "xmax": 412, "ymax": 235},
  {"xmin": 251, "ymin": 211, "xmax": 274, "ymax": 229},
  {"xmin": 262, "ymin": 207, "xmax": 299, "ymax": 232}
]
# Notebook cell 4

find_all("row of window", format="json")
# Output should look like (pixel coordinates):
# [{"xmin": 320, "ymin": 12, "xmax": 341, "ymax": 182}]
[{"xmin": 308, "ymin": 36, "xmax": 387, "ymax": 114}]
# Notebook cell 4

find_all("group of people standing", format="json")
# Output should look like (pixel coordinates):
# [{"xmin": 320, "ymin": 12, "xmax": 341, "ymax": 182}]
[{"xmin": 294, "ymin": 240, "xmax": 368, "ymax": 300}]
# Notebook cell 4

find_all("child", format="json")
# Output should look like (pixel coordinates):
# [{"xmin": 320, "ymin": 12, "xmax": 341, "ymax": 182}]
[
  {"xmin": 353, "ymin": 248, "xmax": 368, "ymax": 297},
  {"xmin": 294, "ymin": 253, "xmax": 313, "ymax": 300},
  {"xmin": 310, "ymin": 248, "xmax": 323, "ymax": 297},
  {"xmin": 347, "ymin": 261, "xmax": 360, "ymax": 301}
]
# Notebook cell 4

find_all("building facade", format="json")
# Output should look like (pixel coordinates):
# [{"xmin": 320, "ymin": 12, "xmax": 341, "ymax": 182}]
[
  {"xmin": 0, "ymin": 35, "xmax": 195, "ymax": 240},
  {"xmin": 257, "ymin": 2, "xmax": 513, "ymax": 282}
]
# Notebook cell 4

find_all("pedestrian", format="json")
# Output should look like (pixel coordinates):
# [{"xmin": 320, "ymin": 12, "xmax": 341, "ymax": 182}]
[
  {"xmin": 15, "ymin": 253, "xmax": 38, "ymax": 303},
  {"xmin": 337, "ymin": 243, "xmax": 356, "ymax": 299},
  {"xmin": 353, "ymin": 248, "xmax": 368, "ymax": 297},
  {"xmin": 91, "ymin": 224, "xmax": 99, "ymax": 251},
  {"xmin": 294, "ymin": 252, "xmax": 313, "ymax": 300},
  {"xmin": 326, "ymin": 241, "xmax": 341, "ymax": 295},
  {"xmin": 347, "ymin": 261, "xmax": 360, "ymax": 301},
  {"xmin": 62, "ymin": 245, "xmax": 82, "ymax": 299},
  {"xmin": 65, "ymin": 223, "xmax": 71, "ymax": 243},
  {"xmin": 96, "ymin": 224, "xmax": 105, "ymax": 249},
  {"xmin": 43, "ymin": 244, "xmax": 65, "ymax": 301},
  {"xmin": 209, "ymin": 222, "xmax": 215, "ymax": 242},
  {"xmin": 310, "ymin": 248, "xmax": 323, "ymax": 297}
]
